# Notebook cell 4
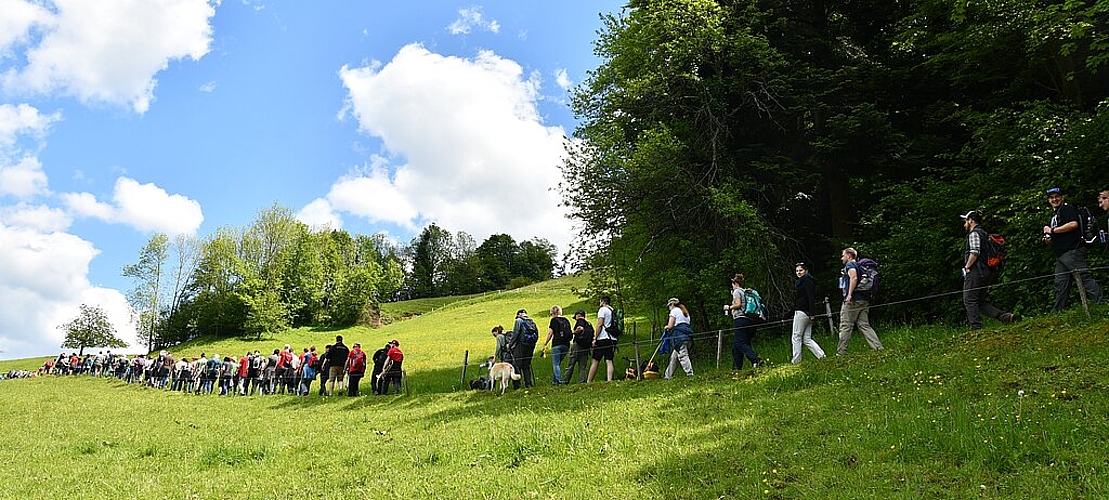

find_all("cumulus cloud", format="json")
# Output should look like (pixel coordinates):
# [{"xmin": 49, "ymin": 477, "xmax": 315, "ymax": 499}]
[
  {"xmin": 2, "ymin": 0, "xmax": 218, "ymax": 113},
  {"xmin": 447, "ymin": 7, "xmax": 500, "ymax": 35},
  {"xmin": 0, "ymin": 155, "xmax": 48, "ymax": 198},
  {"xmin": 63, "ymin": 177, "xmax": 203, "ymax": 236},
  {"xmin": 295, "ymin": 198, "xmax": 342, "ymax": 231},
  {"xmin": 0, "ymin": 0, "xmax": 52, "ymax": 57},
  {"xmin": 332, "ymin": 43, "xmax": 572, "ymax": 251},
  {"xmin": 0, "ymin": 223, "xmax": 137, "ymax": 360}
]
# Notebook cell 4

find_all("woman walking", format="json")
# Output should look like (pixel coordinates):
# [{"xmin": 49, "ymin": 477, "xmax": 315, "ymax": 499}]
[
  {"xmin": 724, "ymin": 274, "xmax": 763, "ymax": 370},
  {"xmin": 791, "ymin": 263, "xmax": 826, "ymax": 363},
  {"xmin": 663, "ymin": 298, "xmax": 694, "ymax": 379}
]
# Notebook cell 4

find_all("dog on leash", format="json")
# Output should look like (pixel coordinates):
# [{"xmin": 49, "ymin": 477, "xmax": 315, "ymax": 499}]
[{"xmin": 489, "ymin": 362, "xmax": 521, "ymax": 395}]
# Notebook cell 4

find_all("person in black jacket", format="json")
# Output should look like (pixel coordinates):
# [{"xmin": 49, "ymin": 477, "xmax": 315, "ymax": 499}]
[
  {"xmin": 790, "ymin": 262, "xmax": 826, "ymax": 363},
  {"xmin": 325, "ymin": 335, "xmax": 350, "ymax": 396},
  {"xmin": 370, "ymin": 342, "xmax": 390, "ymax": 395}
]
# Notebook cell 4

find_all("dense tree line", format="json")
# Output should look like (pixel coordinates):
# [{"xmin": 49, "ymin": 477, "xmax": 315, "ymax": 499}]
[
  {"xmin": 125, "ymin": 207, "xmax": 556, "ymax": 350},
  {"xmin": 563, "ymin": 0, "xmax": 1109, "ymax": 331}
]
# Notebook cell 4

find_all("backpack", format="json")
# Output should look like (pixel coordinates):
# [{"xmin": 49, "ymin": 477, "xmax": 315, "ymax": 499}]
[
  {"xmin": 854, "ymin": 258, "xmax": 880, "ymax": 295},
  {"xmin": 1077, "ymin": 206, "xmax": 1099, "ymax": 246},
  {"xmin": 604, "ymin": 306, "xmax": 624, "ymax": 339},
  {"xmin": 205, "ymin": 359, "xmax": 220, "ymax": 378},
  {"xmin": 976, "ymin": 228, "xmax": 1007, "ymax": 272},
  {"xmin": 518, "ymin": 318, "xmax": 540, "ymax": 345},
  {"xmin": 349, "ymin": 351, "xmax": 367, "ymax": 373},
  {"xmin": 250, "ymin": 355, "xmax": 262, "ymax": 370},
  {"xmin": 742, "ymin": 289, "xmax": 768, "ymax": 322},
  {"xmin": 553, "ymin": 317, "xmax": 573, "ymax": 345},
  {"xmin": 310, "ymin": 353, "xmax": 322, "ymax": 372}
]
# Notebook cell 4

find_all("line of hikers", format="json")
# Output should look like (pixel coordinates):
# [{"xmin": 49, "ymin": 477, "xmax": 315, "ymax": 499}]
[{"xmin": 36, "ymin": 335, "xmax": 405, "ymax": 397}]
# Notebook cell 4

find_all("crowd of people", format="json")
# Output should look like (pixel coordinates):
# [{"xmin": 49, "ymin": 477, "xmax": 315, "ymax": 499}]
[
  {"xmin": 480, "ymin": 186, "xmax": 1109, "ymax": 392},
  {"xmin": 35, "ymin": 335, "xmax": 406, "ymax": 397}
]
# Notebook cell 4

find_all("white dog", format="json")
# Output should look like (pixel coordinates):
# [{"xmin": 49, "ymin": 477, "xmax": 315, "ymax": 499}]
[{"xmin": 489, "ymin": 362, "xmax": 521, "ymax": 395}]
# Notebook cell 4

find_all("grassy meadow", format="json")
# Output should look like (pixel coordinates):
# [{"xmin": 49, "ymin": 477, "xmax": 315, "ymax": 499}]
[{"xmin": 3, "ymin": 275, "xmax": 1109, "ymax": 499}]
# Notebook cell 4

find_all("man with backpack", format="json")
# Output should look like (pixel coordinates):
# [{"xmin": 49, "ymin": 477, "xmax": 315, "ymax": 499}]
[
  {"xmin": 1042, "ymin": 187, "xmax": 1103, "ymax": 311},
  {"xmin": 507, "ymin": 309, "xmax": 539, "ymax": 389},
  {"xmin": 837, "ymin": 247, "xmax": 884, "ymax": 355},
  {"xmin": 587, "ymin": 296, "xmax": 618, "ymax": 383},
  {"xmin": 564, "ymin": 310, "xmax": 593, "ymax": 384},
  {"xmin": 961, "ymin": 211, "xmax": 1015, "ymax": 329},
  {"xmin": 345, "ymin": 342, "xmax": 367, "ymax": 397},
  {"xmin": 325, "ymin": 335, "xmax": 349, "ymax": 396}
]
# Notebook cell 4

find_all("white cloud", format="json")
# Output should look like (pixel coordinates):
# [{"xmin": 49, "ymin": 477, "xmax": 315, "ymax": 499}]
[
  {"xmin": 0, "ymin": 155, "xmax": 48, "ymax": 198},
  {"xmin": 295, "ymin": 198, "xmax": 342, "ymax": 231},
  {"xmin": 2, "ymin": 0, "xmax": 218, "ymax": 113},
  {"xmin": 448, "ymin": 7, "xmax": 500, "ymax": 35},
  {"xmin": 64, "ymin": 177, "xmax": 203, "ymax": 235},
  {"xmin": 554, "ymin": 68, "xmax": 572, "ymax": 91},
  {"xmin": 0, "ymin": 0, "xmax": 52, "ymax": 58},
  {"xmin": 0, "ymin": 223, "xmax": 137, "ymax": 360},
  {"xmin": 0, "ymin": 202, "xmax": 70, "ymax": 231},
  {"xmin": 336, "ymin": 43, "xmax": 572, "ymax": 252},
  {"xmin": 198, "ymin": 80, "xmax": 217, "ymax": 93}
]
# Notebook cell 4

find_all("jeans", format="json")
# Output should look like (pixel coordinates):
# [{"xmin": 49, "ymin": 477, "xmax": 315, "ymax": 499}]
[
  {"xmin": 550, "ymin": 344, "xmax": 569, "ymax": 384},
  {"xmin": 837, "ymin": 300, "xmax": 883, "ymax": 355},
  {"xmin": 731, "ymin": 316, "xmax": 761, "ymax": 369},
  {"xmin": 1053, "ymin": 247, "xmax": 1103, "ymax": 312},
  {"xmin": 791, "ymin": 311, "xmax": 826, "ymax": 363}
]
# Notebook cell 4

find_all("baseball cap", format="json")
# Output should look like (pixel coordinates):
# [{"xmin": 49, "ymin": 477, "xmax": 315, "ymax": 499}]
[
  {"xmin": 666, "ymin": 297, "xmax": 680, "ymax": 306},
  {"xmin": 958, "ymin": 210, "xmax": 981, "ymax": 223},
  {"xmin": 1046, "ymin": 187, "xmax": 1062, "ymax": 195}
]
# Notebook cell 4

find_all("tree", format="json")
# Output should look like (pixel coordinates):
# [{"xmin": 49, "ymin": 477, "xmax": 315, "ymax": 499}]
[
  {"xmin": 59, "ymin": 304, "xmax": 127, "ymax": 356},
  {"xmin": 123, "ymin": 233, "xmax": 168, "ymax": 350},
  {"xmin": 408, "ymin": 224, "xmax": 453, "ymax": 298}
]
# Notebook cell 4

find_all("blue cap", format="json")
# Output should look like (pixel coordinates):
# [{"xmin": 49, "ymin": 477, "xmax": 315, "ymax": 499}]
[{"xmin": 1046, "ymin": 187, "xmax": 1062, "ymax": 195}]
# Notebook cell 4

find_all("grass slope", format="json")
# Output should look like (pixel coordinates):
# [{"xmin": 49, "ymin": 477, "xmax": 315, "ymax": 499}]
[{"xmin": 3, "ymin": 277, "xmax": 1109, "ymax": 499}]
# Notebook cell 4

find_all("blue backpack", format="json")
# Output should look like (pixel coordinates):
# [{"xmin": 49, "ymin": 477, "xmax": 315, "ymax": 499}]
[{"xmin": 742, "ymin": 289, "xmax": 768, "ymax": 322}]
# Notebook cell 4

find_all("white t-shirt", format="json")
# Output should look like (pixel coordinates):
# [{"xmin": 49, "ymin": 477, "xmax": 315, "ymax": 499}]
[
  {"xmin": 731, "ymin": 288, "xmax": 746, "ymax": 319},
  {"xmin": 596, "ymin": 306, "xmax": 613, "ymax": 340},
  {"xmin": 669, "ymin": 307, "xmax": 689, "ymax": 326}
]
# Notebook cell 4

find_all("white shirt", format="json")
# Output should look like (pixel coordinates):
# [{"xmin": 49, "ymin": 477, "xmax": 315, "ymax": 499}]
[
  {"xmin": 669, "ymin": 307, "xmax": 689, "ymax": 326},
  {"xmin": 596, "ymin": 306, "xmax": 613, "ymax": 340}
]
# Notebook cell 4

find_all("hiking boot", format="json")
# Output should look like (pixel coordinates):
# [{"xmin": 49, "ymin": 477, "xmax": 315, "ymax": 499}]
[{"xmin": 1001, "ymin": 313, "xmax": 1016, "ymax": 324}]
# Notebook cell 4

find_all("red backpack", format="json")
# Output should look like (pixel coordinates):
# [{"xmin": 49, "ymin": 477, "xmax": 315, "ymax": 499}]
[{"xmin": 349, "ymin": 350, "xmax": 367, "ymax": 373}]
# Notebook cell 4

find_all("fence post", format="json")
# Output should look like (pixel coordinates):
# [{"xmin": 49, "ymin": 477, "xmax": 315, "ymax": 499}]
[
  {"xmin": 634, "ymin": 341, "xmax": 642, "ymax": 380},
  {"xmin": 460, "ymin": 350, "xmax": 468, "ymax": 389},
  {"xmin": 824, "ymin": 297, "xmax": 836, "ymax": 337},
  {"xmin": 716, "ymin": 329, "xmax": 723, "ymax": 370},
  {"xmin": 1074, "ymin": 271, "xmax": 1092, "ymax": 318}
]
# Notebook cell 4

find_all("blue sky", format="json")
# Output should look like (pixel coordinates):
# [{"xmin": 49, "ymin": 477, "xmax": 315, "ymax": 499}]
[{"xmin": 0, "ymin": 0, "xmax": 624, "ymax": 360}]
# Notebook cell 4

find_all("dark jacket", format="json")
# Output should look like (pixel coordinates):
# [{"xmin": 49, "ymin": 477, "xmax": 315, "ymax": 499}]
[{"xmin": 793, "ymin": 272, "xmax": 817, "ymax": 316}]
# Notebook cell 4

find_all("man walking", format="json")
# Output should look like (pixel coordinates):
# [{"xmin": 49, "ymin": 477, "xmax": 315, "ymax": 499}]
[
  {"xmin": 960, "ymin": 211, "xmax": 1015, "ymax": 328},
  {"xmin": 507, "ymin": 309, "xmax": 538, "ymax": 389},
  {"xmin": 836, "ymin": 248, "xmax": 884, "ymax": 355},
  {"xmin": 1042, "ymin": 187, "xmax": 1103, "ymax": 311},
  {"xmin": 325, "ymin": 335, "xmax": 349, "ymax": 396},
  {"xmin": 563, "ymin": 310, "xmax": 593, "ymax": 384}
]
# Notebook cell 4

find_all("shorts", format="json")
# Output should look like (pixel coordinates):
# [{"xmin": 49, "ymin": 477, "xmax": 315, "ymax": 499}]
[
  {"xmin": 591, "ymin": 338, "xmax": 617, "ymax": 361},
  {"xmin": 329, "ymin": 366, "xmax": 345, "ymax": 381}
]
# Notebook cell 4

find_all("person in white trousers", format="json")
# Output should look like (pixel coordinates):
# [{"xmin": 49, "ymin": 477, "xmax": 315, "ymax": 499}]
[
  {"xmin": 663, "ymin": 298, "xmax": 694, "ymax": 379},
  {"xmin": 791, "ymin": 263, "xmax": 826, "ymax": 363}
]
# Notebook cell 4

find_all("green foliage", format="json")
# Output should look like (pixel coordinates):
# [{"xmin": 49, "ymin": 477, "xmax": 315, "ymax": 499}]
[
  {"xmin": 58, "ymin": 304, "xmax": 127, "ymax": 356},
  {"xmin": 566, "ymin": 0, "xmax": 1109, "ymax": 325}
]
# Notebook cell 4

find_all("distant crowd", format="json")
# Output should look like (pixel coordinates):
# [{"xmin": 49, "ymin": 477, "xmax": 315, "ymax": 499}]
[{"xmin": 35, "ymin": 335, "xmax": 406, "ymax": 397}]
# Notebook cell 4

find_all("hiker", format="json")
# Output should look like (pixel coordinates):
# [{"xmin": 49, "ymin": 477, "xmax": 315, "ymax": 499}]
[
  {"xmin": 371, "ymin": 342, "xmax": 390, "ymax": 395},
  {"xmin": 837, "ymin": 247, "xmax": 884, "ymax": 355},
  {"xmin": 378, "ymin": 340, "xmax": 404, "ymax": 395},
  {"xmin": 724, "ymin": 274, "xmax": 763, "ymax": 370},
  {"xmin": 345, "ymin": 342, "xmax": 367, "ymax": 397},
  {"xmin": 1100, "ymin": 189, "xmax": 1109, "ymax": 225},
  {"xmin": 541, "ymin": 305, "xmax": 573, "ymax": 385},
  {"xmin": 264, "ymin": 350, "xmax": 279, "ymax": 394},
  {"xmin": 248, "ymin": 350, "xmax": 264, "ymax": 395},
  {"xmin": 508, "ymin": 309, "xmax": 538, "ymax": 389},
  {"xmin": 491, "ymin": 325, "xmax": 508, "ymax": 364},
  {"xmin": 961, "ymin": 211, "xmax": 1015, "ymax": 328},
  {"xmin": 325, "ymin": 335, "xmax": 350, "ymax": 396},
  {"xmin": 790, "ymin": 263, "xmax": 826, "ymax": 363},
  {"xmin": 662, "ymin": 298, "xmax": 694, "ymax": 379},
  {"xmin": 1042, "ymin": 187, "xmax": 1103, "ymax": 311},
  {"xmin": 587, "ymin": 296, "xmax": 617, "ymax": 383},
  {"xmin": 237, "ymin": 352, "xmax": 250, "ymax": 395},
  {"xmin": 564, "ymin": 310, "xmax": 593, "ymax": 384}
]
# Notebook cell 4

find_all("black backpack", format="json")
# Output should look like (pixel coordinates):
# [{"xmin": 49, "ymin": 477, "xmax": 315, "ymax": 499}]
[
  {"xmin": 604, "ymin": 306, "xmax": 624, "ymax": 339},
  {"xmin": 1077, "ymin": 206, "xmax": 1099, "ymax": 246},
  {"xmin": 518, "ymin": 318, "xmax": 539, "ymax": 345},
  {"xmin": 553, "ymin": 317, "xmax": 573, "ymax": 345}
]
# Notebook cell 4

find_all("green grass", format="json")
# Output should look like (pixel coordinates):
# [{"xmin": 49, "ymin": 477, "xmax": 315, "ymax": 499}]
[{"xmin": 3, "ymin": 276, "xmax": 1109, "ymax": 499}]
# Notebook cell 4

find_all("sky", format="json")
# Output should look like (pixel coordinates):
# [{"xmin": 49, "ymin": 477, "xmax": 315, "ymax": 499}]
[{"xmin": 0, "ymin": 0, "xmax": 625, "ymax": 360}]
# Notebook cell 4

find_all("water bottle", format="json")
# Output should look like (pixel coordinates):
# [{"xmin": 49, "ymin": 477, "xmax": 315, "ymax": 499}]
[{"xmin": 1101, "ymin": 229, "xmax": 1107, "ymax": 244}]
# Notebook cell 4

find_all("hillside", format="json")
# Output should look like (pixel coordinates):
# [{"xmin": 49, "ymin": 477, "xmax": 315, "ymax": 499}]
[{"xmin": 2, "ymin": 277, "xmax": 1109, "ymax": 499}]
